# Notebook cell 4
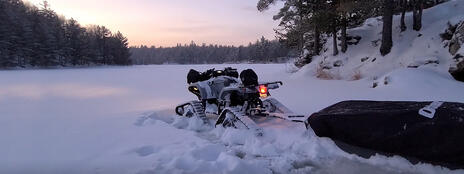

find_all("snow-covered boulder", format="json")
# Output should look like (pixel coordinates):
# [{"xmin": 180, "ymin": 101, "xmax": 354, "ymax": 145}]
[{"xmin": 450, "ymin": 59, "xmax": 464, "ymax": 81}]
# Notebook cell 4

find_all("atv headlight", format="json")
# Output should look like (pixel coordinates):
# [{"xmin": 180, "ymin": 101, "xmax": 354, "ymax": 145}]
[
  {"xmin": 189, "ymin": 86, "xmax": 201, "ymax": 97},
  {"xmin": 176, "ymin": 107, "xmax": 185, "ymax": 115}
]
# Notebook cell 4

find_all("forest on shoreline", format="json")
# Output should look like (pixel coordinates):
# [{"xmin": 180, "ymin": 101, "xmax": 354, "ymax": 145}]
[{"xmin": 0, "ymin": 0, "xmax": 131, "ymax": 68}]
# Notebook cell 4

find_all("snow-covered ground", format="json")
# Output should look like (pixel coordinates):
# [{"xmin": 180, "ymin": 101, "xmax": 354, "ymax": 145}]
[
  {"xmin": 310, "ymin": 0, "xmax": 464, "ymax": 80},
  {"xmin": 1, "ymin": 64, "xmax": 464, "ymax": 174}
]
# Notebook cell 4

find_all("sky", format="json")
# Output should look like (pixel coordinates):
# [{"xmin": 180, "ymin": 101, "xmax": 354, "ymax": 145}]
[{"xmin": 25, "ymin": 0, "xmax": 282, "ymax": 47}]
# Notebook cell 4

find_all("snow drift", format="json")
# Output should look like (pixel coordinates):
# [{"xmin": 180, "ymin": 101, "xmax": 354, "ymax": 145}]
[
  {"xmin": 304, "ymin": 0, "xmax": 464, "ymax": 81},
  {"xmin": 2, "ymin": 64, "xmax": 464, "ymax": 174}
]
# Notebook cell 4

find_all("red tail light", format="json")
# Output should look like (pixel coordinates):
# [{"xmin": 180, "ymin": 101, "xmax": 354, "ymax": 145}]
[{"xmin": 259, "ymin": 85, "xmax": 268, "ymax": 94}]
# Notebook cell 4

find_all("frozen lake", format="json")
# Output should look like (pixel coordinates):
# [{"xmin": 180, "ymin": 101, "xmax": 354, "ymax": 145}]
[{"xmin": 1, "ymin": 64, "xmax": 463, "ymax": 174}]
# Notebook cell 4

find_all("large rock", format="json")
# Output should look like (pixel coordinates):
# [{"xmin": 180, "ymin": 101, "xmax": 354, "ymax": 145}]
[
  {"xmin": 451, "ymin": 59, "xmax": 464, "ymax": 82},
  {"xmin": 449, "ymin": 21, "xmax": 464, "ymax": 56},
  {"xmin": 449, "ymin": 21, "xmax": 464, "ymax": 82}
]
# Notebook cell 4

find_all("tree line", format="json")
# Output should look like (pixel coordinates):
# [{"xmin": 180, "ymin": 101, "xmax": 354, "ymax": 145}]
[
  {"xmin": 0, "ymin": 0, "xmax": 131, "ymax": 68},
  {"xmin": 130, "ymin": 37, "xmax": 294, "ymax": 64},
  {"xmin": 257, "ymin": 0, "xmax": 447, "ymax": 66}
]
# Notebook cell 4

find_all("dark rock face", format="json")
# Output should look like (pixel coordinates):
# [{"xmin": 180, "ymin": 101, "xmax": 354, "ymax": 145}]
[
  {"xmin": 449, "ymin": 22, "xmax": 464, "ymax": 56},
  {"xmin": 448, "ymin": 21, "xmax": 464, "ymax": 82},
  {"xmin": 451, "ymin": 60, "xmax": 464, "ymax": 82}
]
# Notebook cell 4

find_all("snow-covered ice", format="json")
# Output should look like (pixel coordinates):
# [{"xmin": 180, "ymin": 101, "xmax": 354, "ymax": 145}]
[
  {"xmin": 309, "ymin": 0, "xmax": 464, "ymax": 80},
  {"xmin": 1, "ymin": 64, "xmax": 464, "ymax": 174}
]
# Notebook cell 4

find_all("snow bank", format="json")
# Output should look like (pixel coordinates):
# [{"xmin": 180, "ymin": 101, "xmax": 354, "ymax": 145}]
[{"xmin": 306, "ymin": 0, "xmax": 464, "ymax": 80}]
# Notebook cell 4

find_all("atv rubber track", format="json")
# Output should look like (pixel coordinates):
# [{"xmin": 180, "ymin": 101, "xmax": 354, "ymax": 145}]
[
  {"xmin": 218, "ymin": 107, "xmax": 264, "ymax": 136},
  {"xmin": 176, "ymin": 101, "xmax": 209, "ymax": 125}
]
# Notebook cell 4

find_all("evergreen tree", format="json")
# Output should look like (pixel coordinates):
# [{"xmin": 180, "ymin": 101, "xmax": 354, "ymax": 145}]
[
  {"xmin": 108, "ymin": 31, "xmax": 131, "ymax": 65},
  {"xmin": 129, "ymin": 37, "xmax": 291, "ymax": 64},
  {"xmin": 257, "ymin": 0, "xmax": 377, "ymax": 62},
  {"xmin": 0, "ymin": 0, "xmax": 132, "ymax": 68},
  {"xmin": 64, "ymin": 18, "xmax": 84, "ymax": 65},
  {"xmin": 257, "ymin": 0, "xmax": 448, "ymax": 62}
]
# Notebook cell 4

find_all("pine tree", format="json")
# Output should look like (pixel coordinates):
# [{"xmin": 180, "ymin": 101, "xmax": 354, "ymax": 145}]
[
  {"xmin": 0, "ymin": 0, "xmax": 13, "ymax": 67},
  {"xmin": 258, "ymin": 0, "xmax": 326, "ymax": 59},
  {"xmin": 129, "ymin": 37, "xmax": 290, "ymax": 64},
  {"xmin": 64, "ymin": 18, "xmax": 85, "ymax": 65},
  {"xmin": 0, "ymin": 0, "xmax": 132, "ymax": 68},
  {"xmin": 111, "ymin": 31, "xmax": 132, "ymax": 65}
]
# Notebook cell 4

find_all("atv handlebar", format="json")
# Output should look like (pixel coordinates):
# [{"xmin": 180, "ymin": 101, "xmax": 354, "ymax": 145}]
[
  {"xmin": 260, "ymin": 81, "xmax": 283, "ymax": 86},
  {"xmin": 259, "ymin": 81, "xmax": 283, "ymax": 90},
  {"xmin": 243, "ymin": 81, "xmax": 283, "ymax": 89}
]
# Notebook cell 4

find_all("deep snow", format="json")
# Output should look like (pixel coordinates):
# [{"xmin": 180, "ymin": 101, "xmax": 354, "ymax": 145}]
[
  {"xmin": 1, "ymin": 64, "xmax": 464, "ymax": 174},
  {"xmin": 309, "ymin": 0, "xmax": 464, "ymax": 80}
]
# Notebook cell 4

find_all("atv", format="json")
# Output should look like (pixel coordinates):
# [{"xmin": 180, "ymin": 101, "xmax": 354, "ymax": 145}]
[{"xmin": 175, "ymin": 67, "xmax": 305, "ymax": 135}]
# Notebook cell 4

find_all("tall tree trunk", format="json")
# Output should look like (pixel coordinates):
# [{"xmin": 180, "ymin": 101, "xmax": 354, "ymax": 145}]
[
  {"xmin": 341, "ymin": 16, "xmax": 347, "ymax": 53},
  {"xmin": 412, "ymin": 0, "xmax": 418, "ymax": 30},
  {"xmin": 400, "ymin": 0, "xmax": 407, "ymax": 32},
  {"xmin": 413, "ymin": 0, "xmax": 423, "ymax": 31},
  {"xmin": 16, "ymin": 57, "xmax": 21, "ymax": 67},
  {"xmin": 298, "ymin": 30, "xmax": 304, "ymax": 55},
  {"xmin": 314, "ymin": 26, "xmax": 321, "ymax": 55},
  {"xmin": 297, "ymin": 1, "xmax": 304, "ymax": 56},
  {"xmin": 418, "ymin": 0, "xmax": 423, "ymax": 29},
  {"xmin": 380, "ymin": 0, "xmax": 393, "ymax": 56},
  {"xmin": 332, "ymin": 25, "xmax": 338, "ymax": 56}
]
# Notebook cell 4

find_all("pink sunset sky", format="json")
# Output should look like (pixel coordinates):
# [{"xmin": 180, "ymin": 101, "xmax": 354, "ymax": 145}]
[{"xmin": 26, "ymin": 0, "xmax": 281, "ymax": 47}]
